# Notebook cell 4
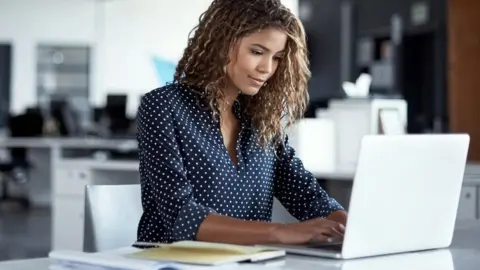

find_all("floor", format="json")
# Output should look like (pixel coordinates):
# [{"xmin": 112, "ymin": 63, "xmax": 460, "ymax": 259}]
[{"xmin": 0, "ymin": 207, "xmax": 51, "ymax": 261}]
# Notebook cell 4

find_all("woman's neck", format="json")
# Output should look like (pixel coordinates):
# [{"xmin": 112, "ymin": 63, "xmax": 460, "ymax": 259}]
[{"xmin": 219, "ymin": 83, "xmax": 240, "ymax": 113}]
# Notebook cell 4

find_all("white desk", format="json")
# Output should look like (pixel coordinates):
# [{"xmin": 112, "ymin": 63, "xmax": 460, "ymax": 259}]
[
  {"xmin": 0, "ymin": 137, "xmax": 137, "ymax": 206},
  {"xmin": 0, "ymin": 138, "xmax": 138, "ymax": 250},
  {"xmin": 0, "ymin": 137, "xmax": 137, "ymax": 149},
  {"xmin": 313, "ymin": 163, "xmax": 480, "ymax": 221},
  {"xmin": 313, "ymin": 163, "xmax": 480, "ymax": 181},
  {"xmin": 2, "ymin": 220, "xmax": 480, "ymax": 270},
  {"xmin": 313, "ymin": 169, "xmax": 355, "ymax": 180},
  {"xmin": 1, "ymin": 250, "xmax": 479, "ymax": 270}
]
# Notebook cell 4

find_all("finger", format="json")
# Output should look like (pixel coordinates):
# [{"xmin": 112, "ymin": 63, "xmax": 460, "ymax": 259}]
[
  {"xmin": 320, "ymin": 219, "xmax": 346, "ymax": 235},
  {"xmin": 312, "ymin": 219, "xmax": 344, "ymax": 235},
  {"xmin": 334, "ymin": 223, "xmax": 346, "ymax": 234},
  {"xmin": 326, "ymin": 225, "xmax": 344, "ymax": 238},
  {"xmin": 310, "ymin": 233, "xmax": 330, "ymax": 243},
  {"xmin": 330, "ymin": 229, "xmax": 344, "ymax": 239},
  {"xmin": 313, "ymin": 218, "xmax": 341, "ymax": 228},
  {"xmin": 311, "ymin": 231, "xmax": 343, "ymax": 244},
  {"xmin": 312, "ymin": 226, "xmax": 342, "ymax": 239}
]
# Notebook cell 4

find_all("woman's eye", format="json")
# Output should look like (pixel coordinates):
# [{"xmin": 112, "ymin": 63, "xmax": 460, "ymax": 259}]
[
  {"xmin": 251, "ymin": 50, "xmax": 263, "ymax": 55},
  {"xmin": 273, "ymin": 56, "xmax": 283, "ymax": 61}
]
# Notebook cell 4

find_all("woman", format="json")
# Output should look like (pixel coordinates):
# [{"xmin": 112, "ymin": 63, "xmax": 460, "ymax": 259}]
[{"xmin": 136, "ymin": 0, "xmax": 348, "ymax": 246}]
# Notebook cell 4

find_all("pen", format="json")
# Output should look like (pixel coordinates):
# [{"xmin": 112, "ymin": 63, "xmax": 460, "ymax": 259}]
[{"xmin": 132, "ymin": 241, "xmax": 164, "ymax": 248}]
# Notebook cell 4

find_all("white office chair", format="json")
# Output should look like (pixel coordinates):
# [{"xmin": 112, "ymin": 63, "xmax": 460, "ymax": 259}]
[
  {"xmin": 272, "ymin": 197, "xmax": 298, "ymax": 224},
  {"xmin": 83, "ymin": 184, "xmax": 143, "ymax": 252}
]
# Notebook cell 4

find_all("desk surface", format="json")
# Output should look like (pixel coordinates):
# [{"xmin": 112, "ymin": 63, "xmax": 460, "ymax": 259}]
[
  {"xmin": 314, "ymin": 163, "xmax": 480, "ymax": 184},
  {"xmin": 59, "ymin": 158, "xmax": 139, "ymax": 171},
  {"xmin": 1, "ymin": 221, "xmax": 479, "ymax": 270},
  {"xmin": 57, "ymin": 158, "xmax": 480, "ymax": 184},
  {"xmin": 0, "ymin": 137, "xmax": 137, "ymax": 150}
]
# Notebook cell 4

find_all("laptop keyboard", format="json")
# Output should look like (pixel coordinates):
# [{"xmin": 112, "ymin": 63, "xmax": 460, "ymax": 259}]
[{"xmin": 308, "ymin": 243, "xmax": 343, "ymax": 251}]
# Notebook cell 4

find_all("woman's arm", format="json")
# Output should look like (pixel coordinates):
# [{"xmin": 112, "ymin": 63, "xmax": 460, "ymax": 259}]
[
  {"xmin": 273, "ymin": 135, "xmax": 348, "ymax": 224},
  {"xmin": 196, "ymin": 214, "xmax": 279, "ymax": 244},
  {"xmin": 138, "ymin": 91, "xmax": 217, "ymax": 241},
  {"xmin": 197, "ymin": 213, "xmax": 345, "ymax": 245}
]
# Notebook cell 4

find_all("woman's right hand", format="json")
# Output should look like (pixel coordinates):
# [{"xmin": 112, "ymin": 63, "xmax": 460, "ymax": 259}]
[{"xmin": 271, "ymin": 218, "xmax": 345, "ymax": 245}]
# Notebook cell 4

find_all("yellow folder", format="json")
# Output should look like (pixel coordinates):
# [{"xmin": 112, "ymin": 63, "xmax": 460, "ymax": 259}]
[{"xmin": 128, "ymin": 241, "xmax": 286, "ymax": 266}]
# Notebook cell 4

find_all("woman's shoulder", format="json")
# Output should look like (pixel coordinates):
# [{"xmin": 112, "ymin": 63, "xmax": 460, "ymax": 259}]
[
  {"xmin": 142, "ymin": 82, "xmax": 199, "ymax": 104},
  {"xmin": 139, "ymin": 82, "xmax": 206, "ymax": 119}
]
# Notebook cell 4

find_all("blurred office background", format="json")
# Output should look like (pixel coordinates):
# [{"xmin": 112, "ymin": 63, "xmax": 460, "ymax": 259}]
[{"xmin": 0, "ymin": 0, "xmax": 479, "ymax": 263}]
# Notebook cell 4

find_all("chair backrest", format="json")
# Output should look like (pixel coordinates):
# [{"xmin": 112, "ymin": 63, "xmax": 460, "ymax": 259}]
[
  {"xmin": 83, "ymin": 184, "xmax": 143, "ymax": 252},
  {"xmin": 272, "ymin": 197, "xmax": 298, "ymax": 224}
]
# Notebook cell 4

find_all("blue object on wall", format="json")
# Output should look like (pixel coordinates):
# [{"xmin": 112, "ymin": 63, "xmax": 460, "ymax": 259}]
[{"xmin": 152, "ymin": 56, "xmax": 176, "ymax": 86}]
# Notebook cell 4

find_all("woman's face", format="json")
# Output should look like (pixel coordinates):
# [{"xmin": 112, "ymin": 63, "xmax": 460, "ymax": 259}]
[{"xmin": 225, "ymin": 27, "xmax": 287, "ymax": 96}]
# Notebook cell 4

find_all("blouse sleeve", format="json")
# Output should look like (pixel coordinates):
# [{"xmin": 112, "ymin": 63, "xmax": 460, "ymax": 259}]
[
  {"xmin": 137, "ymin": 93, "xmax": 216, "ymax": 241},
  {"xmin": 273, "ymin": 135, "xmax": 345, "ymax": 221}
]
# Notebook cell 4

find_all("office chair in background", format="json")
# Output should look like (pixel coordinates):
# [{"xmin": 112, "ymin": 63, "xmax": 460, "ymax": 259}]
[
  {"xmin": 50, "ymin": 99, "xmax": 81, "ymax": 137},
  {"xmin": 0, "ymin": 110, "xmax": 44, "ymax": 211}
]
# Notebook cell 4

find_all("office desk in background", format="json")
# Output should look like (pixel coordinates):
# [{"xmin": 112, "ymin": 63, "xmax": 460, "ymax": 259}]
[
  {"xmin": 315, "ymin": 163, "xmax": 480, "ymax": 221},
  {"xmin": 1, "ymin": 220, "xmax": 480, "ymax": 270},
  {"xmin": 0, "ymin": 138, "xmax": 138, "ymax": 250},
  {"xmin": 0, "ymin": 137, "xmax": 137, "ymax": 206}
]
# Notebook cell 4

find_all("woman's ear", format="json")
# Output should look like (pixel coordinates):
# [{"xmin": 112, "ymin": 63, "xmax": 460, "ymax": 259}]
[{"xmin": 226, "ymin": 39, "xmax": 241, "ymax": 64}]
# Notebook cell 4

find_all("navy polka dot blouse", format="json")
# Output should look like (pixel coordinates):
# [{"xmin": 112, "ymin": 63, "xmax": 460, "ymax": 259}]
[{"xmin": 136, "ymin": 83, "xmax": 344, "ymax": 243}]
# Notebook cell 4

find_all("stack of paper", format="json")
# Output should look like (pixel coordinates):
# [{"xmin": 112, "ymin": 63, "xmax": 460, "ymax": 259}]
[
  {"xmin": 49, "ymin": 249, "xmax": 180, "ymax": 270},
  {"xmin": 49, "ymin": 241, "xmax": 285, "ymax": 269}
]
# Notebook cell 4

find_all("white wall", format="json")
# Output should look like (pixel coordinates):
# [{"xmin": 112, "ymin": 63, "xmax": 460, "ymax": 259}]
[
  {"xmin": 0, "ymin": 0, "xmax": 298, "ymax": 116},
  {"xmin": 0, "ymin": 0, "xmax": 97, "ymax": 114},
  {"xmin": 98, "ymin": 0, "xmax": 298, "ymax": 116},
  {"xmin": 96, "ymin": 0, "xmax": 214, "ymax": 116}
]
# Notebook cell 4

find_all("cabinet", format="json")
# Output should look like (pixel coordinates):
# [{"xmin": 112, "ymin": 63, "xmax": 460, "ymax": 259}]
[
  {"xmin": 457, "ymin": 185, "xmax": 478, "ymax": 220},
  {"xmin": 53, "ymin": 168, "xmax": 91, "ymax": 197},
  {"xmin": 328, "ymin": 98, "xmax": 407, "ymax": 170},
  {"xmin": 458, "ymin": 164, "xmax": 480, "ymax": 221},
  {"xmin": 52, "ymin": 167, "xmax": 91, "ymax": 251},
  {"xmin": 52, "ymin": 196, "xmax": 85, "ymax": 251}
]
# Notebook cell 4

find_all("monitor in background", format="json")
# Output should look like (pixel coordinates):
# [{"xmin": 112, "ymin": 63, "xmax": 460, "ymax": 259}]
[
  {"xmin": 304, "ymin": 99, "xmax": 330, "ymax": 118},
  {"xmin": 105, "ymin": 94, "xmax": 127, "ymax": 118},
  {"xmin": 105, "ymin": 94, "xmax": 130, "ymax": 135},
  {"xmin": 92, "ymin": 107, "xmax": 104, "ymax": 123}
]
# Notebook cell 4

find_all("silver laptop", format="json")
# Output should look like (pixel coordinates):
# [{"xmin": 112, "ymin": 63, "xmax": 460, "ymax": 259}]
[{"xmin": 261, "ymin": 134, "xmax": 470, "ymax": 259}]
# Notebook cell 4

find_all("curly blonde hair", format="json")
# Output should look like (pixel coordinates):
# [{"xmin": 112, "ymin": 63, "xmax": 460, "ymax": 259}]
[{"xmin": 173, "ymin": 0, "xmax": 311, "ymax": 149}]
